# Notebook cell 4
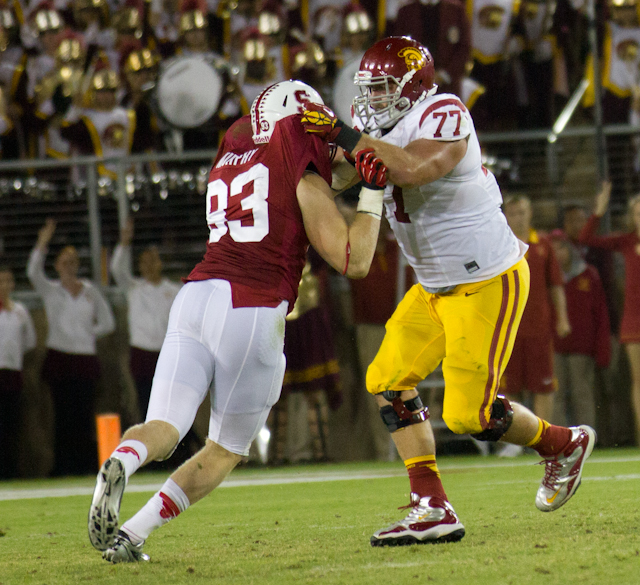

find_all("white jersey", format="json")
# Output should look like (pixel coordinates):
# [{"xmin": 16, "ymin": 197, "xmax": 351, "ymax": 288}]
[
  {"xmin": 0, "ymin": 301, "xmax": 37, "ymax": 371},
  {"xmin": 110, "ymin": 244, "xmax": 182, "ymax": 351},
  {"xmin": 353, "ymin": 93, "xmax": 526, "ymax": 289}
]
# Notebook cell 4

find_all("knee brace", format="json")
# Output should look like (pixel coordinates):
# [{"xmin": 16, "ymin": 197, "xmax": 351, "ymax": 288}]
[
  {"xmin": 470, "ymin": 395, "xmax": 514, "ymax": 442},
  {"xmin": 379, "ymin": 391, "xmax": 430, "ymax": 433}
]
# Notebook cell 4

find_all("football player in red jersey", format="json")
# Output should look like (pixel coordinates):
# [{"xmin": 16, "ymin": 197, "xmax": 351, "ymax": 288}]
[{"xmin": 87, "ymin": 80, "xmax": 388, "ymax": 563}]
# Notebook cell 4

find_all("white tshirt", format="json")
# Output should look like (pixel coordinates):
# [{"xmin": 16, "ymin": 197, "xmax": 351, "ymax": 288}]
[
  {"xmin": 0, "ymin": 301, "xmax": 37, "ymax": 371},
  {"xmin": 354, "ymin": 92, "xmax": 526, "ymax": 289},
  {"xmin": 27, "ymin": 248, "xmax": 116, "ymax": 355},
  {"xmin": 110, "ymin": 245, "xmax": 182, "ymax": 352}
]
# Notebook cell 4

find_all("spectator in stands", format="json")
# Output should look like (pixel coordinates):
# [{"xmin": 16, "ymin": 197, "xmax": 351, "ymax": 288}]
[
  {"xmin": 27, "ymin": 218, "xmax": 115, "ymax": 476},
  {"xmin": 110, "ymin": 217, "xmax": 181, "ymax": 419},
  {"xmin": 25, "ymin": 3, "xmax": 64, "ymax": 108},
  {"xmin": 0, "ymin": 265, "xmax": 37, "ymax": 479},
  {"xmin": 58, "ymin": 58, "xmax": 137, "ymax": 180},
  {"xmin": 119, "ymin": 41, "xmax": 163, "ymax": 154},
  {"xmin": 512, "ymin": 0, "xmax": 566, "ymax": 129},
  {"xmin": 392, "ymin": 0, "xmax": 470, "ymax": 97},
  {"xmin": 562, "ymin": 203, "xmax": 620, "ymax": 335},
  {"xmin": 238, "ymin": 29, "xmax": 283, "ymax": 109},
  {"xmin": 583, "ymin": 0, "xmax": 640, "ymax": 203},
  {"xmin": 549, "ymin": 230, "xmax": 611, "ymax": 429},
  {"xmin": 500, "ymin": 195, "xmax": 571, "ymax": 454},
  {"xmin": 0, "ymin": 4, "xmax": 28, "ymax": 159},
  {"xmin": 269, "ymin": 257, "xmax": 342, "ymax": 465},
  {"xmin": 465, "ymin": 0, "xmax": 521, "ymax": 131},
  {"xmin": 71, "ymin": 0, "xmax": 112, "ymax": 51},
  {"xmin": 579, "ymin": 181, "xmax": 640, "ymax": 445},
  {"xmin": 562, "ymin": 201, "xmax": 622, "ymax": 444}
]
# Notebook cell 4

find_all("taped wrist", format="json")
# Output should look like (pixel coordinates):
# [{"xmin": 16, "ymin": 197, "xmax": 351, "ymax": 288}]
[
  {"xmin": 334, "ymin": 120, "xmax": 362, "ymax": 153},
  {"xmin": 380, "ymin": 395, "xmax": 430, "ymax": 433},
  {"xmin": 357, "ymin": 186, "xmax": 384, "ymax": 219}
]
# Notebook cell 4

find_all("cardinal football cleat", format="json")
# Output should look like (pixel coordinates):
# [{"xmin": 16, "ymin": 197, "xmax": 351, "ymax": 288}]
[
  {"xmin": 535, "ymin": 425, "xmax": 596, "ymax": 512},
  {"xmin": 370, "ymin": 494, "xmax": 465, "ymax": 547},
  {"xmin": 103, "ymin": 530, "xmax": 149, "ymax": 563},
  {"xmin": 88, "ymin": 457, "xmax": 126, "ymax": 551}
]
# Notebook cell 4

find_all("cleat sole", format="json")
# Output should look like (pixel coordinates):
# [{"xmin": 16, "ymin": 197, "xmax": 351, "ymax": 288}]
[
  {"xmin": 88, "ymin": 458, "xmax": 126, "ymax": 551},
  {"xmin": 370, "ymin": 528, "xmax": 465, "ymax": 547}
]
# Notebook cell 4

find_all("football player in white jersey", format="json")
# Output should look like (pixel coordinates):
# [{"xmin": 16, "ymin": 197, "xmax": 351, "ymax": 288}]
[{"xmin": 302, "ymin": 36, "xmax": 597, "ymax": 547}]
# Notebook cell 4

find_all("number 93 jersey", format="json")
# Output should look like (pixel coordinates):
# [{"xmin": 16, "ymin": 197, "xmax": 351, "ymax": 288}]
[
  {"xmin": 186, "ymin": 114, "xmax": 332, "ymax": 311},
  {"xmin": 354, "ymin": 93, "xmax": 526, "ymax": 289}
]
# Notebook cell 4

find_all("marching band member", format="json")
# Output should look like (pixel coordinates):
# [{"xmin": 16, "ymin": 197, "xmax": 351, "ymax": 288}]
[
  {"xmin": 59, "ymin": 58, "xmax": 136, "ymax": 179},
  {"xmin": 392, "ymin": 0, "xmax": 471, "ymax": 97},
  {"xmin": 466, "ymin": 0, "xmax": 520, "ymax": 130}
]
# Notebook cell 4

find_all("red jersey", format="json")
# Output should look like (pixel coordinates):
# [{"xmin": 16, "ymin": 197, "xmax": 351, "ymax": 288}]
[
  {"xmin": 186, "ymin": 114, "xmax": 332, "ymax": 311},
  {"xmin": 553, "ymin": 265, "xmax": 611, "ymax": 367},
  {"xmin": 518, "ymin": 230, "xmax": 564, "ymax": 338},
  {"xmin": 579, "ymin": 216, "xmax": 640, "ymax": 343}
]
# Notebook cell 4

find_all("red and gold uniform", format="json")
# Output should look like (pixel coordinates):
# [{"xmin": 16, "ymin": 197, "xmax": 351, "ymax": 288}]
[
  {"xmin": 579, "ymin": 215, "xmax": 640, "ymax": 343},
  {"xmin": 501, "ymin": 229, "xmax": 563, "ymax": 394},
  {"xmin": 392, "ymin": 0, "xmax": 471, "ymax": 96},
  {"xmin": 554, "ymin": 264, "xmax": 611, "ymax": 367}
]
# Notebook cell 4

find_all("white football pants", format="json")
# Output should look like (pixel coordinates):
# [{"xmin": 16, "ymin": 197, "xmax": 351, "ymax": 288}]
[{"xmin": 146, "ymin": 279, "xmax": 287, "ymax": 456}]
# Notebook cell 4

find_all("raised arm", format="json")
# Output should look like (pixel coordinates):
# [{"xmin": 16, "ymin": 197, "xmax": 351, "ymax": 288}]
[
  {"xmin": 296, "ymin": 163, "xmax": 383, "ymax": 278},
  {"xmin": 578, "ymin": 181, "xmax": 628, "ymax": 251},
  {"xmin": 27, "ymin": 219, "xmax": 57, "ymax": 294}
]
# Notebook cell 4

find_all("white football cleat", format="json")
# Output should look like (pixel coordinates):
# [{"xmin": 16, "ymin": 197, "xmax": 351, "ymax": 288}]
[
  {"xmin": 371, "ymin": 494, "xmax": 465, "ymax": 547},
  {"xmin": 103, "ymin": 530, "xmax": 149, "ymax": 563},
  {"xmin": 88, "ymin": 457, "xmax": 126, "ymax": 551},
  {"xmin": 535, "ymin": 425, "xmax": 596, "ymax": 512}
]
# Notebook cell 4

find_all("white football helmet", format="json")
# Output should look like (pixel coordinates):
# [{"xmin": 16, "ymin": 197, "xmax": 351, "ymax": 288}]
[{"xmin": 251, "ymin": 80, "xmax": 324, "ymax": 144}]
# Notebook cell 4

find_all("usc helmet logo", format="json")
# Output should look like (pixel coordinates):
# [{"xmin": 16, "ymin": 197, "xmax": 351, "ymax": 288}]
[{"xmin": 398, "ymin": 47, "xmax": 426, "ymax": 72}]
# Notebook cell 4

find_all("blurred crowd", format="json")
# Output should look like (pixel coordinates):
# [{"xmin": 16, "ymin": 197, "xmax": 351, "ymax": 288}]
[{"xmin": 4, "ymin": 0, "xmax": 640, "ymax": 166}]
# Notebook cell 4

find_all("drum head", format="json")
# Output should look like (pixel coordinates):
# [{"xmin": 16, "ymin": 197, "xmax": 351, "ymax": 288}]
[
  {"xmin": 332, "ymin": 57, "xmax": 362, "ymax": 123},
  {"xmin": 157, "ymin": 57, "xmax": 223, "ymax": 129}
]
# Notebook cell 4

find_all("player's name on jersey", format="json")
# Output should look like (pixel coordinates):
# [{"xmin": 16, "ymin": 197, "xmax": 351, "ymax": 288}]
[{"xmin": 215, "ymin": 148, "xmax": 259, "ymax": 169}]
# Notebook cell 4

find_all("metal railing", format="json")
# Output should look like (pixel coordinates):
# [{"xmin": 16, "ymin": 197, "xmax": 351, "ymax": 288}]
[{"xmin": 2, "ymin": 123, "xmax": 640, "ymax": 292}]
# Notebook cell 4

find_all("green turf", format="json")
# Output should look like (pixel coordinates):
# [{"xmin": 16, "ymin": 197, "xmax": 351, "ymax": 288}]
[{"xmin": 0, "ymin": 449, "xmax": 639, "ymax": 585}]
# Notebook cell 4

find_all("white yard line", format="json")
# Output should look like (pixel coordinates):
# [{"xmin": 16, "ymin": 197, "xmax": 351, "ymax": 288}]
[{"xmin": 1, "ymin": 455, "xmax": 639, "ymax": 502}]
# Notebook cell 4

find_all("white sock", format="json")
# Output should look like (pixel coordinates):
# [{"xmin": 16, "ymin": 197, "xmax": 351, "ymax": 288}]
[
  {"xmin": 121, "ymin": 478, "xmax": 190, "ymax": 543},
  {"xmin": 111, "ymin": 440, "xmax": 148, "ymax": 481}
]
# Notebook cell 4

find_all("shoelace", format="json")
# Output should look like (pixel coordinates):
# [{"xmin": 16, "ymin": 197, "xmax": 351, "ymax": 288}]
[{"xmin": 539, "ymin": 457, "xmax": 562, "ymax": 490}]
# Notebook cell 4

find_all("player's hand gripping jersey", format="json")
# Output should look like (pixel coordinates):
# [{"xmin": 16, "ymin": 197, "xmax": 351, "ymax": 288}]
[
  {"xmin": 187, "ymin": 114, "xmax": 332, "ymax": 310},
  {"xmin": 354, "ymin": 94, "xmax": 526, "ymax": 288}
]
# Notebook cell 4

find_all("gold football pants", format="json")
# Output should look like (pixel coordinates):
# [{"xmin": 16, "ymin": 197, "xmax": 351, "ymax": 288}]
[{"xmin": 366, "ymin": 258, "xmax": 530, "ymax": 434}]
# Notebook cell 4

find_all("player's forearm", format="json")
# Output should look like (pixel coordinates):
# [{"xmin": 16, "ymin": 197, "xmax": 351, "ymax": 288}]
[
  {"xmin": 353, "ymin": 135, "xmax": 421, "ymax": 187},
  {"xmin": 354, "ymin": 135, "xmax": 462, "ymax": 188},
  {"xmin": 344, "ymin": 213, "xmax": 381, "ymax": 279}
]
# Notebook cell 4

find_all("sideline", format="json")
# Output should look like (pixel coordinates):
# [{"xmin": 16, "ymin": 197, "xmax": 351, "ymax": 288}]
[{"xmin": 1, "ymin": 454, "xmax": 639, "ymax": 502}]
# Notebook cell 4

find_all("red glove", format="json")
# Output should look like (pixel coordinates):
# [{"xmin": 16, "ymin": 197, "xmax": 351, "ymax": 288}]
[
  {"xmin": 300, "ymin": 102, "xmax": 341, "ymax": 141},
  {"xmin": 355, "ymin": 148, "xmax": 388, "ymax": 190}
]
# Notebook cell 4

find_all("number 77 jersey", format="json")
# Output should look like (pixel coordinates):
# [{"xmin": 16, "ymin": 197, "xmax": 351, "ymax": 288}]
[
  {"xmin": 355, "ymin": 93, "xmax": 524, "ymax": 289},
  {"xmin": 186, "ymin": 114, "xmax": 333, "ymax": 312}
]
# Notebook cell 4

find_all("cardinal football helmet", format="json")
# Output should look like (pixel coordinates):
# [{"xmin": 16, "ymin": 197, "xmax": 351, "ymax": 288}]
[
  {"xmin": 353, "ymin": 36, "xmax": 437, "ymax": 131},
  {"xmin": 251, "ymin": 80, "xmax": 324, "ymax": 144}
]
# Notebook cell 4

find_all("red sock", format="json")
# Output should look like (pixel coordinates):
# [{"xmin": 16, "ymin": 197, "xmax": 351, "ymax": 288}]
[
  {"xmin": 527, "ymin": 418, "xmax": 572, "ymax": 458},
  {"xmin": 405, "ymin": 456, "xmax": 448, "ymax": 501}
]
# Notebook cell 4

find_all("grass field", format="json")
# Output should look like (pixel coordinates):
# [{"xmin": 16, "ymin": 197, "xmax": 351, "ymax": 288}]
[{"xmin": 1, "ymin": 448, "xmax": 639, "ymax": 585}]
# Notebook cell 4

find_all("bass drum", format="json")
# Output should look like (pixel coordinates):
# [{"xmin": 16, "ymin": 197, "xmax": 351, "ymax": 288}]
[
  {"xmin": 332, "ymin": 57, "xmax": 362, "ymax": 124},
  {"xmin": 155, "ymin": 55, "xmax": 224, "ymax": 129}
]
